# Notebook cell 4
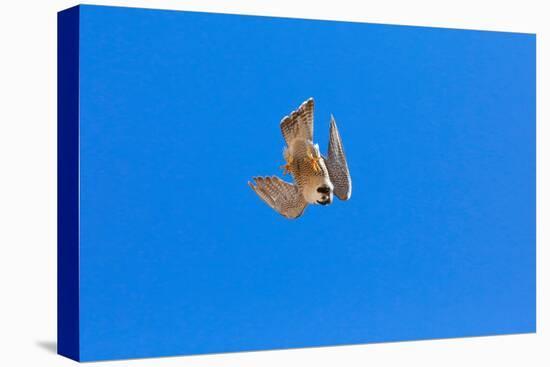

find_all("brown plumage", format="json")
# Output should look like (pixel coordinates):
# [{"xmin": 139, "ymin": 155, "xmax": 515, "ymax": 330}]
[{"xmin": 249, "ymin": 98, "xmax": 352, "ymax": 219}]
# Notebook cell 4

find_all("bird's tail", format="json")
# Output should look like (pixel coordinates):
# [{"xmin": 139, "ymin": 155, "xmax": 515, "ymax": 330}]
[{"xmin": 280, "ymin": 98, "xmax": 314, "ymax": 146}]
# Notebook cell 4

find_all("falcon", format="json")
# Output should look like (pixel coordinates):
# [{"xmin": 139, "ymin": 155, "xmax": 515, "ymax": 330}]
[{"xmin": 248, "ymin": 98, "xmax": 352, "ymax": 219}]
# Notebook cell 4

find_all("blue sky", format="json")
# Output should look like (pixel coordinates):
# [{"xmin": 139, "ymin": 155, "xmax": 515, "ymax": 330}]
[{"xmin": 76, "ymin": 5, "xmax": 535, "ymax": 361}]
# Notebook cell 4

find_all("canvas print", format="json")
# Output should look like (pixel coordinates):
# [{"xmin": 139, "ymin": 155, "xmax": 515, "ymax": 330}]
[{"xmin": 58, "ymin": 4, "xmax": 536, "ymax": 362}]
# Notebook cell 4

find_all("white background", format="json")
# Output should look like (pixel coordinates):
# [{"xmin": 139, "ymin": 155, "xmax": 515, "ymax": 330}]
[{"xmin": 0, "ymin": 0, "xmax": 547, "ymax": 365}]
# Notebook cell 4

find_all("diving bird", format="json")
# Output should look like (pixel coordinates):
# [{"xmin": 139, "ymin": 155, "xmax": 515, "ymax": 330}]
[{"xmin": 248, "ymin": 98, "xmax": 352, "ymax": 219}]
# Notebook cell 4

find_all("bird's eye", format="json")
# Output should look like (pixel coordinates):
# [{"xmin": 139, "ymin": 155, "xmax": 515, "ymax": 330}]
[{"xmin": 317, "ymin": 186, "xmax": 330, "ymax": 194}]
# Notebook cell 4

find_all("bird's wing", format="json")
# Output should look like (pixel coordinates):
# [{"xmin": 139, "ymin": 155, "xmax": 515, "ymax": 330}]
[
  {"xmin": 325, "ymin": 115, "xmax": 352, "ymax": 200},
  {"xmin": 248, "ymin": 176, "xmax": 308, "ymax": 219},
  {"xmin": 280, "ymin": 98, "xmax": 314, "ymax": 146}
]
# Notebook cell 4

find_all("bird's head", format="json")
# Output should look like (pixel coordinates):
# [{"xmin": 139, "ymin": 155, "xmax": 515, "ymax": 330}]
[
  {"xmin": 302, "ymin": 176, "xmax": 334, "ymax": 205},
  {"xmin": 297, "ymin": 181, "xmax": 332, "ymax": 206},
  {"xmin": 314, "ymin": 184, "xmax": 333, "ymax": 205}
]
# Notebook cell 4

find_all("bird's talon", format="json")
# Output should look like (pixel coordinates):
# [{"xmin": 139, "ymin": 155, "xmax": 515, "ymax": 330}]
[
  {"xmin": 306, "ymin": 147, "xmax": 321, "ymax": 172},
  {"xmin": 311, "ymin": 158, "xmax": 321, "ymax": 172},
  {"xmin": 280, "ymin": 163, "xmax": 291, "ymax": 175},
  {"xmin": 280, "ymin": 154, "xmax": 293, "ymax": 175}
]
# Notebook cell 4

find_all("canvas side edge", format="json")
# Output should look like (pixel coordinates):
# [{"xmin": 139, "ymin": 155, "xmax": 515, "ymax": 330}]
[{"xmin": 57, "ymin": 5, "xmax": 81, "ymax": 362}]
